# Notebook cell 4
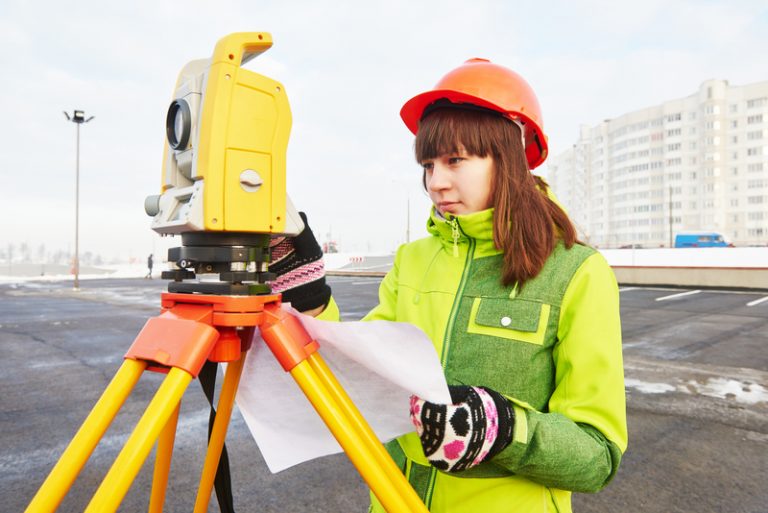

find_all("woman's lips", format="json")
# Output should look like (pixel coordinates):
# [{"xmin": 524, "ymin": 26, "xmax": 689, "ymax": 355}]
[{"xmin": 438, "ymin": 201, "xmax": 459, "ymax": 213}]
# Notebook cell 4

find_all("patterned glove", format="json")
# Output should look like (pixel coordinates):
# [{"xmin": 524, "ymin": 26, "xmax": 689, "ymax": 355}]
[
  {"xmin": 269, "ymin": 212, "xmax": 331, "ymax": 312},
  {"xmin": 410, "ymin": 385, "xmax": 515, "ymax": 472}
]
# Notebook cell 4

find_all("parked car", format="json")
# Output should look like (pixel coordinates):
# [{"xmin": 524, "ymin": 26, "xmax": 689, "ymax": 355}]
[{"xmin": 674, "ymin": 232, "xmax": 729, "ymax": 248}]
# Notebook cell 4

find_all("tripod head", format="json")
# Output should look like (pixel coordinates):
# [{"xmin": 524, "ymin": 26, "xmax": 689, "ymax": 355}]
[{"xmin": 145, "ymin": 32, "xmax": 303, "ymax": 295}]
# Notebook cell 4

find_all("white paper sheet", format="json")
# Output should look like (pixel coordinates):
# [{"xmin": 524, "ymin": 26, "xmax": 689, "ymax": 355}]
[{"xmin": 234, "ymin": 305, "xmax": 451, "ymax": 473}]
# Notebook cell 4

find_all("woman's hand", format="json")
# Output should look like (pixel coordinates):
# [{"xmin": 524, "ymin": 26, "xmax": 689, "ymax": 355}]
[
  {"xmin": 269, "ymin": 212, "xmax": 331, "ymax": 315},
  {"xmin": 410, "ymin": 385, "xmax": 515, "ymax": 472}
]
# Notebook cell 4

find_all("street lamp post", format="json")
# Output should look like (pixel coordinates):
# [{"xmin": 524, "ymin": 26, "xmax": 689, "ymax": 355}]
[{"xmin": 64, "ymin": 110, "xmax": 94, "ymax": 290}]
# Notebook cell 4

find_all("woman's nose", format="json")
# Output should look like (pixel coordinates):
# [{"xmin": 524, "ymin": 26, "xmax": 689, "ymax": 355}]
[{"xmin": 427, "ymin": 165, "xmax": 450, "ymax": 191}]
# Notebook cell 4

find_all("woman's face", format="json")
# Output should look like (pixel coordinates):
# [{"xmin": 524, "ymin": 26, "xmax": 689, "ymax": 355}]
[{"xmin": 422, "ymin": 147, "xmax": 494, "ymax": 216}]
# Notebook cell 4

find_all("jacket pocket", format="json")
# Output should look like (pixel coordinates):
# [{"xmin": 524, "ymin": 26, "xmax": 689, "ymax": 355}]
[{"xmin": 467, "ymin": 297, "xmax": 550, "ymax": 345}]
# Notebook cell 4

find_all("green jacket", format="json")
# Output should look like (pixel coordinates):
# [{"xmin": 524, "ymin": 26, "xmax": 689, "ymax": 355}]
[{"xmin": 355, "ymin": 207, "xmax": 627, "ymax": 513}]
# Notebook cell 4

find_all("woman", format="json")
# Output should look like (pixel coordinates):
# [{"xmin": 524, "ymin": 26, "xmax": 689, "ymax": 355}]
[{"xmin": 274, "ymin": 58, "xmax": 627, "ymax": 513}]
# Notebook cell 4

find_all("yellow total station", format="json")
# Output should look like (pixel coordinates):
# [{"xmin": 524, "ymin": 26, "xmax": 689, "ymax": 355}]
[{"xmin": 146, "ymin": 32, "xmax": 301, "ymax": 236}]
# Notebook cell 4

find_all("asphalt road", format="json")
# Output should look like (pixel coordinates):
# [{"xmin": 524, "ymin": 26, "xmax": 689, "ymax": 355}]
[{"xmin": 1, "ymin": 277, "xmax": 767, "ymax": 512}]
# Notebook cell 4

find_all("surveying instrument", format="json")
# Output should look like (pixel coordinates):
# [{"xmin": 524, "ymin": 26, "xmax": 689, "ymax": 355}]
[{"xmin": 25, "ymin": 33, "xmax": 427, "ymax": 512}]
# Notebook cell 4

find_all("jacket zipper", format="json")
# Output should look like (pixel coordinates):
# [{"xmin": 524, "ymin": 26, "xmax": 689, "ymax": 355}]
[
  {"xmin": 451, "ymin": 218, "xmax": 461, "ymax": 257},
  {"xmin": 440, "ymin": 218, "xmax": 474, "ymax": 364},
  {"xmin": 426, "ymin": 218, "xmax": 475, "ymax": 507}
]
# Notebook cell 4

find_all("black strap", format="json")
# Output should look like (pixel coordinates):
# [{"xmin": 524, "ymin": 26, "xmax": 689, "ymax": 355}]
[{"xmin": 199, "ymin": 360, "xmax": 236, "ymax": 513}]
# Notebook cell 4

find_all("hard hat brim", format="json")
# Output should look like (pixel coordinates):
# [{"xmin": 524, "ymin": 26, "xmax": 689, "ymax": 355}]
[{"xmin": 400, "ymin": 89, "xmax": 548, "ymax": 169}]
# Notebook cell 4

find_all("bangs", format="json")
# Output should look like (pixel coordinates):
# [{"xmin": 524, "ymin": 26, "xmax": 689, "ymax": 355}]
[{"xmin": 414, "ymin": 107, "xmax": 513, "ymax": 162}]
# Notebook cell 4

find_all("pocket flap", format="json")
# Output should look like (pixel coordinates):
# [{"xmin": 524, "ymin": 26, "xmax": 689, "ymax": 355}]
[{"xmin": 474, "ymin": 298, "xmax": 542, "ymax": 332}]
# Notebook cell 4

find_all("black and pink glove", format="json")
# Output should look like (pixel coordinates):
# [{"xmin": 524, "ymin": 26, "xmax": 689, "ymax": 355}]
[
  {"xmin": 409, "ymin": 385, "xmax": 515, "ymax": 472},
  {"xmin": 269, "ymin": 212, "xmax": 331, "ymax": 312}
]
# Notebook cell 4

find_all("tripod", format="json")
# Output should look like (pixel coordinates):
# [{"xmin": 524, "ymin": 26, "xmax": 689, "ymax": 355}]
[{"xmin": 25, "ymin": 234, "xmax": 427, "ymax": 512}]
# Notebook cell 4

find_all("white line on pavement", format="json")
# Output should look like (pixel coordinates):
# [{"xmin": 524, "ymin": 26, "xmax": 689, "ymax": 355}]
[
  {"xmin": 619, "ymin": 287, "xmax": 637, "ymax": 292},
  {"xmin": 746, "ymin": 296, "xmax": 768, "ymax": 307},
  {"xmin": 655, "ymin": 290, "xmax": 702, "ymax": 302}
]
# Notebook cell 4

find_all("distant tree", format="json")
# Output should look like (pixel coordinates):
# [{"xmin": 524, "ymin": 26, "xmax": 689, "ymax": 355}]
[
  {"xmin": 37, "ymin": 244, "xmax": 46, "ymax": 263},
  {"xmin": 19, "ymin": 242, "xmax": 29, "ymax": 262}
]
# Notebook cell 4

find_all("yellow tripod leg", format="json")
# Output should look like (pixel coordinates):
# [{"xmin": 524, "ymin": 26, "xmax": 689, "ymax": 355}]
[
  {"xmin": 193, "ymin": 353, "xmax": 246, "ymax": 513},
  {"xmin": 85, "ymin": 367, "xmax": 193, "ymax": 513},
  {"xmin": 308, "ymin": 353, "xmax": 428, "ymax": 513},
  {"xmin": 291, "ymin": 359, "xmax": 421, "ymax": 513},
  {"xmin": 148, "ymin": 401, "xmax": 181, "ymax": 513},
  {"xmin": 25, "ymin": 359, "xmax": 147, "ymax": 513}
]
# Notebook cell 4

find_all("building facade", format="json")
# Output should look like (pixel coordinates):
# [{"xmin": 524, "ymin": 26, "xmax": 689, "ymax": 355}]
[{"xmin": 546, "ymin": 79, "xmax": 768, "ymax": 248}]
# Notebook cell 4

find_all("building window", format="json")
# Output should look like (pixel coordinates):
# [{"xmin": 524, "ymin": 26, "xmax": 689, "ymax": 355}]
[
  {"xmin": 747, "ymin": 196, "xmax": 764, "ymax": 204},
  {"xmin": 747, "ymin": 130, "xmax": 764, "ymax": 140},
  {"xmin": 747, "ymin": 147, "xmax": 762, "ymax": 156},
  {"xmin": 747, "ymin": 97, "xmax": 766, "ymax": 108},
  {"xmin": 748, "ymin": 163, "xmax": 764, "ymax": 172},
  {"xmin": 747, "ymin": 114, "xmax": 764, "ymax": 124}
]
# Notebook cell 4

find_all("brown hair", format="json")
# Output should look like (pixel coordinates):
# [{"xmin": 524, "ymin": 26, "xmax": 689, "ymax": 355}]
[{"xmin": 415, "ymin": 107, "xmax": 578, "ymax": 288}]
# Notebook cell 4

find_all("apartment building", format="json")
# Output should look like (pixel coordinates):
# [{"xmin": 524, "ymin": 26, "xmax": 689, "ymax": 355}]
[{"xmin": 546, "ymin": 79, "xmax": 768, "ymax": 248}]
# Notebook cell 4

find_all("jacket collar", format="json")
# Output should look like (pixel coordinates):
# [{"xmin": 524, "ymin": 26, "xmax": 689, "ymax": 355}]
[{"xmin": 426, "ymin": 206, "xmax": 499, "ymax": 255}]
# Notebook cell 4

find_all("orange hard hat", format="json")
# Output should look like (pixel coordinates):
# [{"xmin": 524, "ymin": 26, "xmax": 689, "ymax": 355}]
[{"xmin": 400, "ymin": 58, "xmax": 549, "ymax": 169}]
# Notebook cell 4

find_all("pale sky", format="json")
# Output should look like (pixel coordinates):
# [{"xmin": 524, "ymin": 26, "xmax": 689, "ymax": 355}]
[{"xmin": 1, "ymin": 0, "xmax": 767, "ymax": 261}]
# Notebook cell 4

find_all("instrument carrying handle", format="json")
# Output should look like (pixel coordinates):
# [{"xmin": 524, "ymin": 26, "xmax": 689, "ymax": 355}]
[{"xmin": 212, "ymin": 32, "xmax": 274, "ymax": 67}]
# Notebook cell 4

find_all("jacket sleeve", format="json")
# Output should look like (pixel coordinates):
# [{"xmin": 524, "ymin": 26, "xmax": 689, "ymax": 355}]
[
  {"xmin": 361, "ymin": 245, "xmax": 402, "ymax": 322},
  {"xmin": 491, "ymin": 252, "xmax": 627, "ymax": 492}
]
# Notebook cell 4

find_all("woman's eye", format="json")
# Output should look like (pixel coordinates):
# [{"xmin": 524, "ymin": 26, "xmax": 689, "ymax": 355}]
[
  {"xmin": 448, "ymin": 157, "xmax": 464, "ymax": 165},
  {"xmin": 422, "ymin": 162, "xmax": 434, "ymax": 171}
]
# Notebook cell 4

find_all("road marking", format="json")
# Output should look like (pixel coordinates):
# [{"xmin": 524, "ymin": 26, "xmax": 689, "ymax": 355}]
[
  {"xmin": 655, "ymin": 290, "xmax": 702, "ymax": 302},
  {"xmin": 619, "ymin": 287, "xmax": 637, "ymax": 292},
  {"xmin": 351, "ymin": 281, "xmax": 378, "ymax": 285},
  {"xmin": 746, "ymin": 296, "xmax": 768, "ymax": 307}
]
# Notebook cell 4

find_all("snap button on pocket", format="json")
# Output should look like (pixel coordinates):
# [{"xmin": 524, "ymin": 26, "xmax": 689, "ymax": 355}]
[{"xmin": 500, "ymin": 316, "xmax": 512, "ymax": 327}]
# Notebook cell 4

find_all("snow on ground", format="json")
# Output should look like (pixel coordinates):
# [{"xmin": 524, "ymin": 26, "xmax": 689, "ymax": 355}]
[
  {"xmin": 626, "ymin": 376, "xmax": 768, "ymax": 405},
  {"xmin": 0, "ymin": 263, "xmax": 147, "ymax": 283}
]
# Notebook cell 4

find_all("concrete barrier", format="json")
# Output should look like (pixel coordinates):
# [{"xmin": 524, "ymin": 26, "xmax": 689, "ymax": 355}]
[{"xmin": 611, "ymin": 266, "xmax": 768, "ymax": 290}]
